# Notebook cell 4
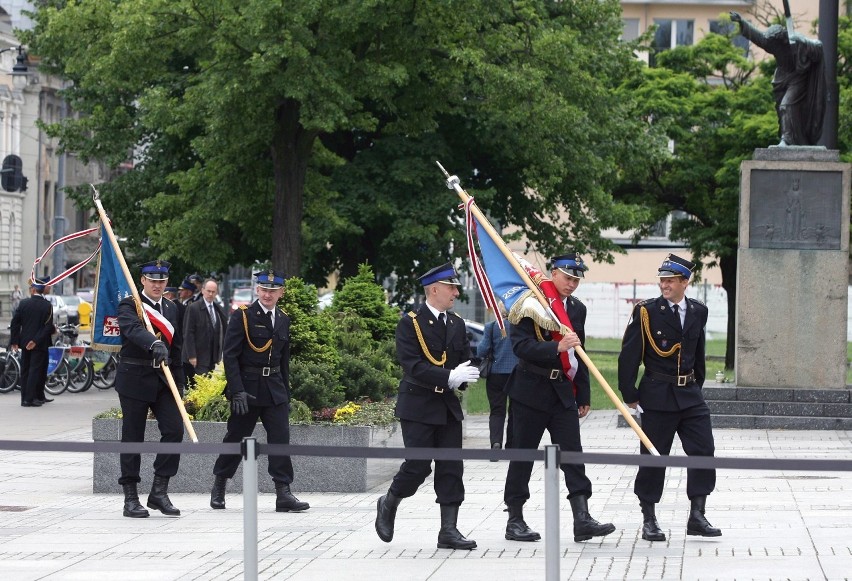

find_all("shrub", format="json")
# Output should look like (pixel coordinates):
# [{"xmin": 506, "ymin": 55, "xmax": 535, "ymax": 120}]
[
  {"xmin": 289, "ymin": 399, "xmax": 312, "ymax": 424},
  {"xmin": 289, "ymin": 358, "xmax": 345, "ymax": 411},
  {"xmin": 184, "ymin": 370, "xmax": 228, "ymax": 418},
  {"xmin": 331, "ymin": 263, "xmax": 399, "ymax": 342}
]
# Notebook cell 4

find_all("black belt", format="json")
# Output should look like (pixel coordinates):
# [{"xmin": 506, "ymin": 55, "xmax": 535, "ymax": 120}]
[
  {"xmin": 119, "ymin": 356, "xmax": 162, "ymax": 368},
  {"xmin": 402, "ymin": 375, "xmax": 446, "ymax": 394},
  {"xmin": 518, "ymin": 360, "xmax": 565, "ymax": 381},
  {"xmin": 645, "ymin": 370, "xmax": 695, "ymax": 386},
  {"xmin": 243, "ymin": 366, "xmax": 280, "ymax": 377}
]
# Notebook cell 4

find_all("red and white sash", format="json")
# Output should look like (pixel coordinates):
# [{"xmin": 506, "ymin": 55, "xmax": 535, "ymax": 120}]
[{"xmin": 142, "ymin": 303, "xmax": 174, "ymax": 345}]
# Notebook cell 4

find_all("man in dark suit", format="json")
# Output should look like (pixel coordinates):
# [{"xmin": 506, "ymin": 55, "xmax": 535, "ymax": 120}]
[
  {"xmin": 10, "ymin": 277, "xmax": 55, "ymax": 407},
  {"xmin": 618, "ymin": 254, "xmax": 720, "ymax": 541},
  {"xmin": 115, "ymin": 260, "xmax": 185, "ymax": 518},
  {"xmin": 183, "ymin": 279, "xmax": 227, "ymax": 382},
  {"xmin": 503, "ymin": 253, "xmax": 615, "ymax": 544},
  {"xmin": 209, "ymin": 270, "xmax": 309, "ymax": 513},
  {"xmin": 375, "ymin": 263, "xmax": 480, "ymax": 550}
]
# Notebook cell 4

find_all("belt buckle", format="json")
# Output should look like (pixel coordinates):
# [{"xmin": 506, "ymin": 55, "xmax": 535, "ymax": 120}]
[
  {"xmin": 434, "ymin": 386, "xmax": 444, "ymax": 394},
  {"xmin": 262, "ymin": 367, "xmax": 271, "ymax": 377},
  {"xmin": 152, "ymin": 360, "xmax": 161, "ymax": 368},
  {"xmin": 677, "ymin": 374, "xmax": 688, "ymax": 387},
  {"xmin": 549, "ymin": 369, "xmax": 561, "ymax": 380}
]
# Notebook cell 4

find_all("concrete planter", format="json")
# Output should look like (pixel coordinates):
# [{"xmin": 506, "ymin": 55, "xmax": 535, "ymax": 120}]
[{"xmin": 92, "ymin": 418, "xmax": 402, "ymax": 494}]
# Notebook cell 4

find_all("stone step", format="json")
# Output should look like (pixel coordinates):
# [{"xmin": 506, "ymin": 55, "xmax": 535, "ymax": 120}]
[
  {"xmin": 702, "ymin": 385, "xmax": 852, "ymax": 404},
  {"xmin": 707, "ymin": 399, "xmax": 852, "ymax": 418},
  {"xmin": 617, "ymin": 414, "xmax": 852, "ymax": 430}
]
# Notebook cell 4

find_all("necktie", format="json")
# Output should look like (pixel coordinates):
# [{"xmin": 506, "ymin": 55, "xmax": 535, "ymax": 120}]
[
  {"xmin": 266, "ymin": 310, "xmax": 273, "ymax": 326},
  {"xmin": 209, "ymin": 303, "xmax": 217, "ymax": 326},
  {"xmin": 154, "ymin": 302, "xmax": 161, "ymax": 314},
  {"xmin": 672, "ymin": 304, "xmax": 682, "ymax": 329},
  {"xmin": 437, "ymin": 312, "xmax": 446, "ymax": 334}
]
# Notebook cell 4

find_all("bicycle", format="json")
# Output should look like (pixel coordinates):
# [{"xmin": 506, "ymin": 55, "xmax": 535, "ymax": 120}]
[
  {"xmin": 0, "ymin": 347, "xmax": 70, "ymax": 395},
  {"xmin": 55, "ymin": 324, "xmax": 95, "ymax": 393},
  {"xmin": 91, "ymin": 352, "xmax": 118, "ymax": 390},
  {"xmin": 0, "ymin": 349, "xmax": 21, "ymax": 393}
]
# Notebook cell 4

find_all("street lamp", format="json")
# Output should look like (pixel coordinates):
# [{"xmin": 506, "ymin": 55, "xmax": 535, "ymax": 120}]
[{"xmin": 8, "ymin": 46, "xmax": 31, "ymax": 90}]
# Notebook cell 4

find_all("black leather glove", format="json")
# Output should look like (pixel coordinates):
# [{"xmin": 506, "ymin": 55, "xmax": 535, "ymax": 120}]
[
  {"xmin": 150, "ymin": 340, "xmax": 169, "ymax": 365},
  {"xmin": 230, "ymin": 391, "xmax": 256, "ymax": 416}
]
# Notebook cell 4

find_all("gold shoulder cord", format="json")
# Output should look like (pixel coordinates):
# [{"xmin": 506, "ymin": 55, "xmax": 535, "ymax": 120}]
[
  {"xmin": 533, "ymin": 322, "xmax": 546, "ymax": 342},
  {"xmin": 240, "ymin": 305, "xmax": 272, "ymax": 353},
  {"xmin": 639, "ymin": 305, "xmax": 681, "ymax": 371},
  {"xmin": 408, "ymin": 311, "xmax": 447, "ymax": 366}
]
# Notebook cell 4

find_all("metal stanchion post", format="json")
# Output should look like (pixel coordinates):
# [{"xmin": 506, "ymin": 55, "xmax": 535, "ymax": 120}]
[
  {"xmin": 544, "ymin": 444, "xmax": 560, "ymax": 581},
  {"xmin": 241, "ymin": 437, "xmax": 258, "ymax": 581}
]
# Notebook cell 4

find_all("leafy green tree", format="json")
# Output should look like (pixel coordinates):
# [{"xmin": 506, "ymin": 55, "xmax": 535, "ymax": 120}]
[
  {"xmin": 26, "ymin": 0, "xmax": 652, "ymax": 296},
  {"xmin": 613, "ymin": 29, "xmax": 777, "ymax": 368}
]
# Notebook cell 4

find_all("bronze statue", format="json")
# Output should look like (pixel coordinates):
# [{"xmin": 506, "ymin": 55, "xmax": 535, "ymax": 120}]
[{"xmin": 730, "ymin": 11, "xmax": 825, "ymax": 146}]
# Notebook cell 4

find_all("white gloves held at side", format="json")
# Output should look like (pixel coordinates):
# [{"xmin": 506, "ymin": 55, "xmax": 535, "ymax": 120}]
[{"xmin": 448, "ymin": 360, "xmax": 480, "ymax": 389}]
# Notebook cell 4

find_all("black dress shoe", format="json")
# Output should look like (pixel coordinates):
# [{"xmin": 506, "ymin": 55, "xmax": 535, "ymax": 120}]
[
  {"xmin": 36, "ymin": 398, "xmax": 54, "ymax": 404},
  {"xmin": 21, "ymin": 401, "xmax": 43, "ymax": 407}
]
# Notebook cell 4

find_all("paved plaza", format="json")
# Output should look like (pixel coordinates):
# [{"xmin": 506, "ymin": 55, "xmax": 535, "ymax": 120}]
[{"xmin": 1, "ymin": 387, "xmax": 851, "ymax": 580}]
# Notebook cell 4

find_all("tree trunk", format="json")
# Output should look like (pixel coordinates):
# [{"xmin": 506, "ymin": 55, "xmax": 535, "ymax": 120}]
[
  {"xmin": 270, "ymin": 98, "xmax": 318, "ymax": 277},
  {"xmin": 719, "ymin": 252, "xmax": 738, "ymax": 370}
]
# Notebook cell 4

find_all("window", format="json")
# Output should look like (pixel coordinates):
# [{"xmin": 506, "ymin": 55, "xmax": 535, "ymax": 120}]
[
  {"xmin": 709, "ymin": 20, "xmax": 750, "ymax": 55},
  {"xmin": 651, "ymin": 19, "xmax": 694, "ymax": 66},
  {"xmin": 622, "ymin": 18, "xmax": 640, "ymax": 42}
]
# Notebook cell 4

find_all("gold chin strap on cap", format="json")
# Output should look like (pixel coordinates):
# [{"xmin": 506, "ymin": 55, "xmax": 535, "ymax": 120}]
[
  {"xmin": 240, "ymin": 305, "xmax": 272, "ymax": 353},
  {"xmin": 407, "ymin": 311, "xmax": 447, "ymax": 366},
  {"xmin": 640, "ymin": 305, "xmax": 682, "ymax": 372}
]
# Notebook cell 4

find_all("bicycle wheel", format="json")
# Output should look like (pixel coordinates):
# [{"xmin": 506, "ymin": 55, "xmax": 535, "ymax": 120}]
[
  {"xmin": 0, "ymin": 353, "xmax": 21, "ymax": 393},
  {"xmin": 93, "ymin": 355, "xmax": 117, "ymax": 390},
  {"xmin": 45, "ymin": 359, "xmax": 70, "ymax": 395},
  {"xmin": 66, "ymin": 357, "xmax": 95, "ymax": 393}
]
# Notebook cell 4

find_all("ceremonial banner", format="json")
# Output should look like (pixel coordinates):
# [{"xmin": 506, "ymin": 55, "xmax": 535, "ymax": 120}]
[{"xmin": 91, "ymin": 223, "xmax": 132, "ymax": 351}]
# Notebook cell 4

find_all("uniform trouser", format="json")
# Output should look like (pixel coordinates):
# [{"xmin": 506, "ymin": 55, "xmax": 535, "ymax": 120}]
[
  {"xmin": 118, "ymin": 390, "xmax": 183, "ymax": 485},
  {"xmin": 485, "ymin": 373, "xmax": 513, "ymax": 448},
  {"xmin": 20, "ymin": 348, "xmax": 48, "ymax": 403},
  {"xmin": 213, "ymin": 403, "xmax": 294, "ymax": 484},
  {"xmin": 389, "ymin": 415, "xmax": 464, "ymax": 505},
  {"xmin": 504, "ymin": 398, "xmax": 592, "ymax": 506},
  {"xmin": 635, "ymin": 404, "xmax": 716, "ymax": 503}
]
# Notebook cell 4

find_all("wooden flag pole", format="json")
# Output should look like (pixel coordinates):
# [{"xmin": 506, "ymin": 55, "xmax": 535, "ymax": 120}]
[
  {"xmin": 437, "ymin": 162, "xmax": 659, "ymax": 456},
  {"xmin": 91, "ymin": 185, "xmax": 198, "ymax": 443}
]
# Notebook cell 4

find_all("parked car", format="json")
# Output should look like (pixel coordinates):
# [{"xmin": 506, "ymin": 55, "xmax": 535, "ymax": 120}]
[
  {"xmin": 62, "ymin": 295, "xmax": 92, "ymax": 330},
  {"xmin": 76, "ymin": 288, "xmax": 94, "ymax": 303},
  {"xmin": 464, "ymin": 320, "xmax": 484, "ymax": 361},
  {"xmin": 45, "ymin": 294, "xmax": 74, "ymax": 326},
  {"xmin": 230, "ymin": 287, "xmax": 254, "ymax": 313}
]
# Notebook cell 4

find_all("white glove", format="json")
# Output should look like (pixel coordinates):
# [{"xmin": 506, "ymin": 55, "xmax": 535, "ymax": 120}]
[{"xmin": 448, "ymin": 360, "xmax": 480, "ymax": 389}]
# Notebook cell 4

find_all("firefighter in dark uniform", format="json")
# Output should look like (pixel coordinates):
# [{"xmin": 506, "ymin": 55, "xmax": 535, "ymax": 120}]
[
  {"xmin": 209, "ymin": 270, "xmax": 309, "ymax": 513},
  {"xmin": 116, "ymin": 260, "xmax": 186, "ymax": 518},
  {"xmin": 618, "ymin": 254, "xmax": 721, "ymax": 541},
  {"xmin": 375, "ymin": 263, "xmax": 480, "ymax": 550},
  {"xmin": 503, "ymin": 253, "xmax": 616, "ymax": 543}
]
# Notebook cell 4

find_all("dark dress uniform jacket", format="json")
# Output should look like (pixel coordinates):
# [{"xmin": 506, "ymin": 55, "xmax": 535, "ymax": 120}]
[
  {"xmin": 394, "ymin": 304, "xmax": 468, "ymax": 424},
  {"xmin": 618, "ymin": 296, "xmax": 708, "ymax": 411},
  {"xmin": 10, "ymin": 295, "xmax": 54, "ymax": 350},
  {"xmin": 115, "ymin": 296, "xmax": 185, "ymax": 401},
  {"xmin": 223, "ymin": 301, "xmax": 289, "ymax": 407},
  {"xmin": 506, "ymin": 295, "xmax": 591, "ymax": 411}
]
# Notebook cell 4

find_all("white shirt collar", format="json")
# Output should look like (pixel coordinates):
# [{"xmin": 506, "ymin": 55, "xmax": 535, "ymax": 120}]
[
  {"xmin": 141, "ymin": 292, "xmax": 161, "ymax": 309},
  {"xmin": 667, "ymin": 298, "xmax": 687, "ymax": 310},
  {"xmin": 425, "ymin": 302, "xmax": 445, "ymax": 321}
]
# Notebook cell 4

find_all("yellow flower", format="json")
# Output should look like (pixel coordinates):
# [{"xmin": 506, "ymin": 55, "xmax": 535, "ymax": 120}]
[{"xmin": 333, "ymin": 402, "xmax": 362, "ymax": 423}]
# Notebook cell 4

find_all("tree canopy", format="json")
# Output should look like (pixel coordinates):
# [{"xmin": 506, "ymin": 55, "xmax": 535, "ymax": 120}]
[{"xmin": 25, "ymin": 0, "xmax": 652, "ymax": 298}]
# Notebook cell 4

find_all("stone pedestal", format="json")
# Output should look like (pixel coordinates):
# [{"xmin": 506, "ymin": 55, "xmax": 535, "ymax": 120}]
[
  {"xmin": 92, "ymin": 419, "xmax": 403, "ymax": 493},
  {"xmin": 737, "ymin": 148, "xmax": 850, "ymax": 388}
]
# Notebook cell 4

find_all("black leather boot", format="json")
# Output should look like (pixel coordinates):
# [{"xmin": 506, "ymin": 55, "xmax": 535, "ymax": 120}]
[
  {"xmin": 210, "ymin": 475, "xmax": 228, "ymax": 509},
  {"xmin": 640, "ymin": 501, "xmax": 666, "ymax": 541},
  {"xmin": 375, "ymin": 491, "xmax": 402, "ymax": 542},
  {"xmin": 569, "ymin": 495, "xmax": 616, "ymax": 542},
  {"xmin": 275, "ymin": 482, "xmax": 310, "ymax": 512},
  {"xmin": 686, "ymin": 496, "xmax": 721, "ymax": 537},
  {"xmin": 505, "ymin": 505, "xmax": 541, "ymax": 542},
  {"xmin": 147, "ymin": 475, "xmax": 181, "ymax": 516},
  {"xmin": 122, "ymin": 483, "xmax": 149, "ymax": 518},
  {"xmin": 437, "ymin": 504, "xmax": 477, "ymax": 550}
]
